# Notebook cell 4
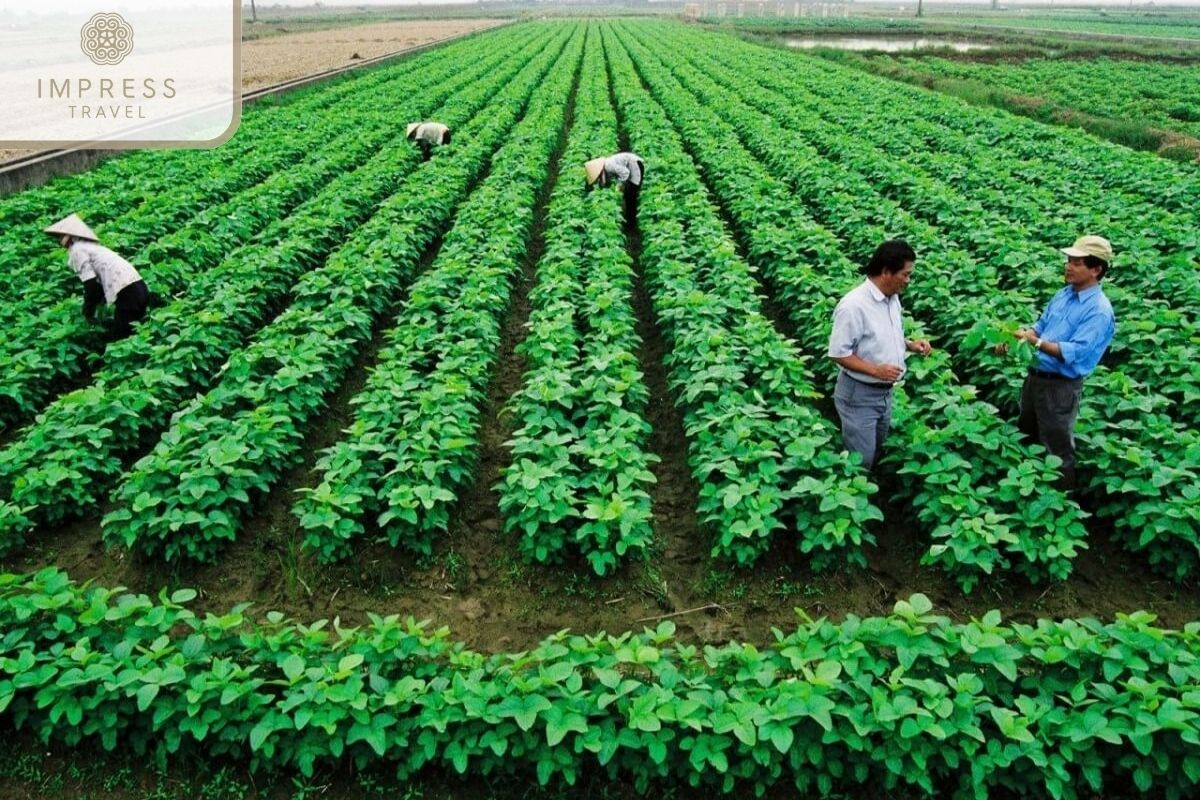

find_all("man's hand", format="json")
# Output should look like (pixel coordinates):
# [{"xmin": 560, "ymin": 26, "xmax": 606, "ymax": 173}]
[
  {"xmin": 998, "ymin": 328, "xmax": 1038, "ymax": 355},
  {"xmin": 873, "ymin": 363, "xmax": 905, "ymax": 383},
  {"xmin": 1015, "ymin": 328, "xmax": 1039, "ymax": 344},
  {"xmin": 906, "ymin": 339, "xmax": 932, "ymax": 357}
]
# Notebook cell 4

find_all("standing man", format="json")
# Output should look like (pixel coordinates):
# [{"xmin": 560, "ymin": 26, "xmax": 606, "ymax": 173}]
[
  {"xmin": 44, "ymin": 213, "xmax": 149, "ymax": 341},
  {"xmin": 827, "ymin": 239, "xmax": 932, "ymax": 471},
  {"xmin": 585, "ymin": 152, "xmax": 646, "ymax": 224},
  {"xmin": 1008, "ymin": 235, "xmax": 1116, "ymax": 490},
  {"xmin": 406, "ymin": 121, "xmax": 452, "ymax": 161}
]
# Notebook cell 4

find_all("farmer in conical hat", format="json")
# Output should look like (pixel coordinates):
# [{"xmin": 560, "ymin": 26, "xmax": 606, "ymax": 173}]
[
  {"xmin": 44, "ymin": 213, "xmax": 149, "ymax": 341},
  {"xmin": 585, "ymin": 152, "xmax": 646, "ymax": 224},
  {"xmin": 406, "ymin": 121, "xmax": 451, "ymax": 162}
]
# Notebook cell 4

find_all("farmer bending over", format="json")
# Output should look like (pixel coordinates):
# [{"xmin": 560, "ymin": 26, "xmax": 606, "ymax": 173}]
[
  {"xmin": 45, "ymin": 213, "xmax": 149, "ymax": 342},
  {"xmin": 585, "ymin": 152, "xmax": 646, "ymax": 225},
  {"xmin": 407, "ymin": 121, "xmax": 452, "ymax": 161}
]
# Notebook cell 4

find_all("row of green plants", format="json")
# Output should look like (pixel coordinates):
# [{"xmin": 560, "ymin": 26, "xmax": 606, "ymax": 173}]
[
  {"xmin": 0, "ymin": 32, "xmax": 546, "ymax": 435},
  {"xmin": 293, "ymin": 28, "xmax": 585, "ymax": 563},
  {"xmin": 602, "ymin": 26, "xmax": 881, "ymax": 569},
  {"xmin": 612, "ymin": 22, "xmax": 1088, "ymax": 591},
  {"xmin": 702, "ymin": 10, "xmax": 1200, "ymax": 41},
  {"xmin": 3, "ymin": 566, "xmax": 1200, "ymax": 798},
  {"xmin": 673, "ymin": 24, "xmax": 1200, "ymax": 580},
  {"xmin": 0, "ymin": 35, "xmax": 464, "ymax": 303},
  {"xmin": 0, "ymin": 24, "xmax": 561, "ymax": 558},
  {"xmin": 99, "ymin": 27, "xmax": 579, "ymax": 563},
  {"xmin": 496, "ymin": 34, "xmax": 656, "ymax": 576}
]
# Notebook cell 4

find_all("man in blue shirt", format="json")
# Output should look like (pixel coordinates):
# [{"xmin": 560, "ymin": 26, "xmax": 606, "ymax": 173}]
[{"xmin": 1009, "ymin": 235, "xmax": 1117, "ymax": 490}]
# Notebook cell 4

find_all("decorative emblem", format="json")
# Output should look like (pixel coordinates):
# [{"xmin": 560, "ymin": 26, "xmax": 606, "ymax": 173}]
[{"xmin": 80, "ymin": 13, "xmax": 134, "ymax": 66}]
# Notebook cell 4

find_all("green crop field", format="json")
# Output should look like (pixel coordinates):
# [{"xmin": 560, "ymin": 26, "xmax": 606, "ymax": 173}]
[
  {"xmin": 2, "ymin": 18, "xmax": 1200, "ymax": 799},
  {"xmin": 889, "ymin": 55, "xmax": 1200, "ymax": 139},
  {"xmin": 926, "ymin": 12, "xmax": 1200, "ymax": 41}
]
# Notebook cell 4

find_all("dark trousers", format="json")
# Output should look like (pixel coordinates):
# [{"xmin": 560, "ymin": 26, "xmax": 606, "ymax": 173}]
[
  {"xmin": 623, "ymin": 182, "xmax": 640, "ymax": 226},
  {"xmin": 1018, "ymin": 372, "xmax": 1083, "ymax": 490},
  {"xmin": 418, "ymin": 140, "xmax": 432, "ymax": 162},
  {"xmin": 107, "ymin": 280, "xmax": 149, "ymax": 341}
]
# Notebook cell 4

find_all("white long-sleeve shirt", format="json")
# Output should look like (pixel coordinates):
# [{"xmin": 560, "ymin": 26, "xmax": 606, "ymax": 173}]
[
  {"xmin": 68, "ymin": 240, "xmax": 142, "ymax": 303},
  {"xmin": 412, "ymin": 122, "xmax": 450, "ymax": 146},
  {"xmin": 603, "ymin": 152, "xmax": 644, "ymax": 187}
]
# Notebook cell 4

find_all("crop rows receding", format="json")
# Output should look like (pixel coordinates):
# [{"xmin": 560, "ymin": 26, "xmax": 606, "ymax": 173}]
[
  {"xmin": 2, "ymin": 19, "xmax": 1200, "ymax": 795},
  {"xmin": 1, "ymin": 17, "xmax": 1198, "ymax": 588},
  {"xmin": 0, "ymin": 17, "xmax": 1196, "ymax": 584}
]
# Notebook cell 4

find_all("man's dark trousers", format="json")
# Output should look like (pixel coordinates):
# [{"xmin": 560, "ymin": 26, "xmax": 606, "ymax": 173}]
[{"xmin": 1018, "ymin": 371, "xmax": 1084, "ymax": 491}]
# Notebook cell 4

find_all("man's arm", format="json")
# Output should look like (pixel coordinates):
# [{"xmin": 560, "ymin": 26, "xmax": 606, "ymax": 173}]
[
  {"xmin": 831, "ymin": 354, "xmax": 902, "ymax": 382},
  {"xmin": 1040, "ymin": 310, "xmax": 1115, "ymax": 366}
]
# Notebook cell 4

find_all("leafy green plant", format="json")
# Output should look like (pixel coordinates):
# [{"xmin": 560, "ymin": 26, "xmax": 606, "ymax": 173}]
[{"xmin": 3, "ymin": 567, "xmax": 1200, "ymax": 798}]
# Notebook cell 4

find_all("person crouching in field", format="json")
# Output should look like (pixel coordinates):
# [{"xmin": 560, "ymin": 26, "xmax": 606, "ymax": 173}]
[
  {"xmin": 997, "ymin": 235, "xmax": 1116, "ymax": 491},
  {"xmin": 45, "ymin": 213, "xmax": 149, "ymax": 342},
  {"xmin": 827, "ymin": 240, "xmax": 932, "ymax": 471},
  {"xmin": 585, "ymin": 152, "xmax": 646, "ymax": 225},
  {"xmin": 407, "ymin": 121, "xmax": 451, "ymax": 161}
]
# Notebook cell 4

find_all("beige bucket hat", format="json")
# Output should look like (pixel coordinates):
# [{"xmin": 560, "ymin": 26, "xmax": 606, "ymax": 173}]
[
  {"xmin": 1061, "ymin": 235, "xmax": 1113, "ymax": 263},
  {"xmin": 44, "ymin": 213, "xmax": 98, "ymax": 242},
  {"xmin": 585, "ymin": 157, "xmax": 607, "ymax": 186},
  {"xmin": 406, "ymin": 122, "xmax": 421, "ymax": 138}
]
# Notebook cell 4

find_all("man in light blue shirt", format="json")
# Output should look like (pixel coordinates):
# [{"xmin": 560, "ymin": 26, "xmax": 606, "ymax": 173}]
[
  {"xmin": 1010, "ymin": 235, "xmax": 1116, "ymax": 490},
  {"xmin": 828, "ymin": 240, "xmax": 932, "ymax": 470}
]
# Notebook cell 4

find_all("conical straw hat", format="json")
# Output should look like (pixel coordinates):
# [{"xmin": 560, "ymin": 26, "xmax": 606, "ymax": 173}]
[
  {"xmin": 44, "ymin": 213, "xmax": 98, "ymax": 242},
  {"xmin": 585, "ymin": 158, "xmax": 606, "ymax": 185},
  {"xmin": 406, "ymin": 122, "xmax": 421, "ymax": 138}
]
